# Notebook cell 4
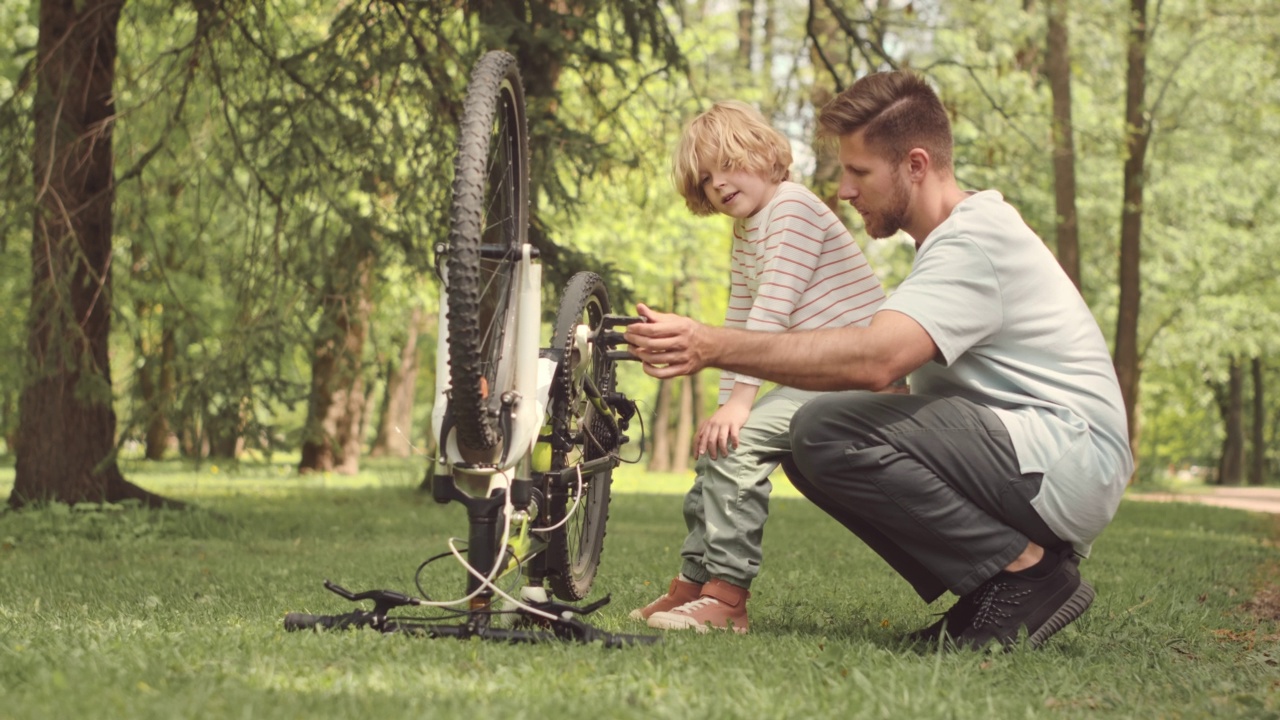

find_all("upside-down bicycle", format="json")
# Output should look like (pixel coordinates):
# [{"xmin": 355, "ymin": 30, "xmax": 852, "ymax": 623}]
[{"xmin": 283, "ymin": 50, "xmax": 655, "ymax": 646}]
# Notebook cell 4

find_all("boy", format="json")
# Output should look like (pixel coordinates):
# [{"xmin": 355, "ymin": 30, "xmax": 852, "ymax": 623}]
[{"xmin": 632, "ymin": 101, "xmax": 886, "ymax": 633}]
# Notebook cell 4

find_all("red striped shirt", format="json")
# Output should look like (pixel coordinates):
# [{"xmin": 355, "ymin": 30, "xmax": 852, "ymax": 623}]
[{"xmin": 720, "ymin": 182, "xmax": 886, "ymax": 402}]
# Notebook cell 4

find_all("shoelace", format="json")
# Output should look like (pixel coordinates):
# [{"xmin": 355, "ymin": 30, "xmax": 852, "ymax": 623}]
[
  {"xmin": 968, "ymin": 580, "xmax": 1031, "ymax": 630},
  {"xmin": 672, "ymin": 596, "xmax": 725, "ymax": 614}
]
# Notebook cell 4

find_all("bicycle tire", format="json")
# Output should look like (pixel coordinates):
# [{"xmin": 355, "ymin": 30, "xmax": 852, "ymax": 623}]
[
  {"xmin": 445, "ymin": 50, "xmax": 529, "ymax": 459},
  {"xmin": 544, "ymin": 272, "xmax": 618, "ymax": 601}
]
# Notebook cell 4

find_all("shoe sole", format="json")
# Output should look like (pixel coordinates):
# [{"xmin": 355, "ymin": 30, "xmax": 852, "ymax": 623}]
[
  {"xmin": 1028, "ymin": 580, "xmax": 1095, "ymax": 648},
  {"xmin": 647, "ymin": 611, "xmax": 748, "ymax": 634}
]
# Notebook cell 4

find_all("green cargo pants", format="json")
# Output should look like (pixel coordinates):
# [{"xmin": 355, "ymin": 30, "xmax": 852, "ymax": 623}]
[{"xmin": 678, "ymin": 386, "xmax": 824, "ymax": 589}]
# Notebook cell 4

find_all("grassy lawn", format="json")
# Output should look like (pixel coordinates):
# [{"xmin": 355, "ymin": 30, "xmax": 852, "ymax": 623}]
[{"xmin": 1, "ymin": 459, "xmax": 1278, "ymax": 719}]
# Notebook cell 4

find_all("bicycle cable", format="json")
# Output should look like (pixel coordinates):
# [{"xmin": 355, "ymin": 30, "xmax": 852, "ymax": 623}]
[{"xmin": 405, "ymin": 466, "xmax": 588, "ymax": 622}]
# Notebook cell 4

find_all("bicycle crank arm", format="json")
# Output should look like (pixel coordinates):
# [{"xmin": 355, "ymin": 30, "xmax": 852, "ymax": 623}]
[{"xmin": 598, "ymin": 314, "xmax": 647, "ymax": 362}]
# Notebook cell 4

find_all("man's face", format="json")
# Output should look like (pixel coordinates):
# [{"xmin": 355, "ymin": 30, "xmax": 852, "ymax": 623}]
[
  {"xmin": 697, "ymin": 161, "xmax": 778, "ymax": 219},
  {"xmin": 836, "ymin": 131, "xmax": 911, "ymax": 239}
]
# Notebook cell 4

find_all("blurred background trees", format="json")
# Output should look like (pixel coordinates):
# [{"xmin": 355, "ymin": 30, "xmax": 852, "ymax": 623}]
[{"xmin": 2, "ymin": 0, "xmax": 1277, "ymax": 506}]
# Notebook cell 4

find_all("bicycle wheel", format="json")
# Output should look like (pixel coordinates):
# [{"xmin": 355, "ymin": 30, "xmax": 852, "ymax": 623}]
[
  {"xmin": 445, "ymin": 50, "xmax": 529, "ymax": 459},
  {"xmin": 545, "ymin": 272, "xmax": 618, "ymax": 601}
]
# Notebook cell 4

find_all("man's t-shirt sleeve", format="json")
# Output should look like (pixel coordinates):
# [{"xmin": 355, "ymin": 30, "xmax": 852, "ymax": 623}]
[{"xmin": 881, "ymin": 235, "xmax": 1003, "ymax": 366}]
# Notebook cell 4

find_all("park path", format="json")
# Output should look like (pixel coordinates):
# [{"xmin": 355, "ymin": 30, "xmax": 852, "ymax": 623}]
[{"xmin": 1127, "ymin": 486, "xmax": 1280, "ymax": 515}]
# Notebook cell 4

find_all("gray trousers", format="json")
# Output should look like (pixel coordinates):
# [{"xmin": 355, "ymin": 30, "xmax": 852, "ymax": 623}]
[
  {"xmin": 783, "ymin": 392, "xmax": 1065, "ymax": 603},
  {"xmin": 679, "ymin": 386, "xmax": 823, "ymax": 589}
]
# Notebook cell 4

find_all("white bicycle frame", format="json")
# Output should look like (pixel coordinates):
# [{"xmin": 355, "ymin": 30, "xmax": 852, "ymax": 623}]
[{"xmin": 430, "ymin": 243, "xmax": 560, "ymax": 496}]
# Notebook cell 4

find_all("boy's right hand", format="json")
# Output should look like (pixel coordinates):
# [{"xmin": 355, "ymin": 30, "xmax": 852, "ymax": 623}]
[{"xmin": 695, "ymin": 402, "xmax": 751, "ymax": 460}]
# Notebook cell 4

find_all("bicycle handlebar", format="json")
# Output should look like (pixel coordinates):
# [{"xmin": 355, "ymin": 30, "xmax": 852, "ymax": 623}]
[{"xmin": 283, "ymin": 604, "xmax": 660, "ymax": 647}]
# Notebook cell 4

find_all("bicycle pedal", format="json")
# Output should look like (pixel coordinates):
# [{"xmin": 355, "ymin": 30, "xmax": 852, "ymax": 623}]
[
  {"xmin": 606, "ymin": 349, "xmax": 639, "ymax": 361},
  {"xmin": 602, "ymin": 314, "xmax": 645, "ymax": 329}
]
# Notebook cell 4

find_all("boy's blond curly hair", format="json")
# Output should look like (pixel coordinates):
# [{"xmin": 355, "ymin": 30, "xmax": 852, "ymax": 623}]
[{"xmin": 672, "ymin": 101, "xmax": 792, "ymax": 217}]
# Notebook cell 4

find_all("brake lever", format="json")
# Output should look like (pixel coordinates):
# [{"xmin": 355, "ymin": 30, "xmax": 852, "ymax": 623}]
[{"xmin": 323, "ymin": 580, "xmax": 420, "ymax": 614}]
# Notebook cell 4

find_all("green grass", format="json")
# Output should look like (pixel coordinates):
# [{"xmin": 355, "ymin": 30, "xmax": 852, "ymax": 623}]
[{"xmin": 1, "ymin": 461, "xmax": 1279, "ymax": 719}]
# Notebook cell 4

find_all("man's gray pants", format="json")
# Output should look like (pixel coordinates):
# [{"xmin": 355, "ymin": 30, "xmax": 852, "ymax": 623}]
[{"xmin": 783, "ymin": 391, "xmax": 1065, "ymax": 603}]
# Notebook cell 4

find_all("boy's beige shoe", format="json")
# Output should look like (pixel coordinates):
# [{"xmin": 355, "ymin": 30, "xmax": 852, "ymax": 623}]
[
  {"xmin": 629, "ymin": 576, "xmax": 704, "ymax": 620},
  {"xmin": 646, "ymin": 578, "xmax": 750, "ymax": 634}
]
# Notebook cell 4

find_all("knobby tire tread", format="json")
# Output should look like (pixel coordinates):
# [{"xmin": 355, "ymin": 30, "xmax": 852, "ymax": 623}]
[{"xmin": 446, "ymin": 51, "xmax": 528, "ymax": 455}]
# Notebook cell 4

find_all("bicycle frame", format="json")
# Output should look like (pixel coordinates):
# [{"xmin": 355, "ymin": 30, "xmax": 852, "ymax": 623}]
[{"xmin": 431, "ymin": 242, "xmax": 550, "ymax": 489}]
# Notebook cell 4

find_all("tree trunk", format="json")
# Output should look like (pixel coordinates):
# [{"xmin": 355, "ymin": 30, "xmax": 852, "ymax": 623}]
[
  {"xmin": 1217, "ymin": 358, "xmax": 1244, "ymax": 486},
  {"xmin": 806, "ymin": 7, "xmax": 841, "ymax": 207},
  {"xmin": 206, "ymin": 398, "xmax": 246, "ymax": 460},
  {"xmin": 762, "ymin": 0, "xmax": 775, "ymax": 93},
  {"xmin": 1113, "ymin": 0, "xmax": 1149, "ymax": 464},
  {"xmin": 136, "ymin": 309, "xmax": 176, "ymax": 461},
  {"xmin": 672, "ymin": 377, "xmax": 694, "ymax": 474},
  {"xmin": 1251, "ymin": 356, "xmax": 1265, "ymax": 486},
  {"xmin": 738, "ymin": 0, "xmax": 755, "ymax": 69},
  {"xmin": 11, "ymin": 0, "xmax": 179, "ymax": 509},
  {"xmin": 1, "ymin": 390, "xmax": 15, "ymax": 452},
  {"xmin": 298, "ymin": 245, "xmax": 374, "ymax": 475},
  {"xmin": 370, "ymin": 306, "xmax": 423, "ymax": 458},
  {"xmin": 649, "ymin": 378, "xmax": 673, "ymax": 472},
  {"xmin": 1046, "ymin": 0, "xmax": 1081, "ymax": 289}
]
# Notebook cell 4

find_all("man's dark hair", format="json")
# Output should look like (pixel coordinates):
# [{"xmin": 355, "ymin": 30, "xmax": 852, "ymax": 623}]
[{"xmin": 818, "ymin": 71, "xmax": 954, "ymax": 173}]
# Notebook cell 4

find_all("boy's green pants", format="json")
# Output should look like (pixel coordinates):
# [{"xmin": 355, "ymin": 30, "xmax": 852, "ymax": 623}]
[{"xmin": 679, "ymin": 386, "xmax": 823, "ymax": 589}]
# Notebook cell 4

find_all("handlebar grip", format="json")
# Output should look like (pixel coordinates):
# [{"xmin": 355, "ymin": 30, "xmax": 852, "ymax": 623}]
[{"xmin": 284, "ymin": 612, "xmax": 364, "ymax": 631}]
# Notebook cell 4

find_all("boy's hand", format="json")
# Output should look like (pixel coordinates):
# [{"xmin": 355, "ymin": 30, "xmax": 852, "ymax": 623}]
[{"xmin": 695, "ymin": 401, "xmax": 752, "ymax": 460}]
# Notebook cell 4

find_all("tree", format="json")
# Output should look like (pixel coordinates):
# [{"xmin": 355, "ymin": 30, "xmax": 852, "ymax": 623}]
[
  {"xmin": 1045, "ymin": 0, "xmax": 1080, "ymax": 288},
  {"xmin": 1213, "ymin": 357, "xmax": 1244, "ymax": 485},
  {"xmin": 1250, "ymin": 357, "xmax": 1265, "ymax": 485},
  {"xmin": 1112, "ymin": 0, "xmax": 1150, "ymax": 456},
  {"xmin": 10, "ymin": 0, "xmax": 177, "ymax": 508},
  {"xmin": 370, "ymin": 304, "xmax": 427, "ymax": 458}
]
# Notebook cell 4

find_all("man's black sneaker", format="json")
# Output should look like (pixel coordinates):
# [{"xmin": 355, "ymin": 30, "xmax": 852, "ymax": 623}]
[
  {"xmin": 955, "ymin": 552, "xmax": 1094, "ymax": 651},
  {"xmin": 907, "ymin": 592, "xmax": 979, "ymax": 645}
]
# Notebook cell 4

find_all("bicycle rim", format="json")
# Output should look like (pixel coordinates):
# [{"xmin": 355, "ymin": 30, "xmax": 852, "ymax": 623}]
[
  {"xmin": 546, "ymin": 272, "xmax": 617, "ymax": 601},
  {"xmin": 445, "ymin": 50, "xmax": 529, "ymax": 460}
]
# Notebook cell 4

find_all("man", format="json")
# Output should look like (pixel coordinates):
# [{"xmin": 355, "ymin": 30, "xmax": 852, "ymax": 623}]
[{"xmin": 624, "ymin": 70, "xmax": 1133, "ymax": 650}]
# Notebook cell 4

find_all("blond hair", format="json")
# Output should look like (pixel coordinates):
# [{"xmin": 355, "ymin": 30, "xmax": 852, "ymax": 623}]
[
  {"xmin": 672, "ymin": 101, "xmax": 792, "ymax": 216},
  {"xmin": 818, "ymin": 71, "xmax": 953, "ymax": 173}
]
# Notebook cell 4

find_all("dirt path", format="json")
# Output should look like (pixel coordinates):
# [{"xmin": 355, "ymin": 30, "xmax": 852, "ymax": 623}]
[{"xmin": 1127, "ymin": 486, "xmax": 1280, "ymax": 515}]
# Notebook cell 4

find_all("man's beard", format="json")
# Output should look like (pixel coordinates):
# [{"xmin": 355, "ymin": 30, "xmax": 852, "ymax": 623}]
[{"xmin": 865, "ymin": 169, "xmax": 911, "ymax": 239}]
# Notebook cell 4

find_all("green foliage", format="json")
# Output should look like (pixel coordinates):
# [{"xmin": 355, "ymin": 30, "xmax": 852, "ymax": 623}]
[
  {"xmin": 4, "ymin": 0, "xmax": 1280, "ymax": 477},
  {"xmin": 0, "ymin": 463, "xmax": 1279, "ymax": 717},
  {"xmin": 0, "ymin": 0, "xmax": 36, "ymax": 448}
]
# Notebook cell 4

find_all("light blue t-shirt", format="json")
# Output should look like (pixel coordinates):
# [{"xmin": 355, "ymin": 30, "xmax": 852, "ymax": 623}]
[{"xmin": 881, "ymin": 190, "xmax": 1133, "ymax": 555}]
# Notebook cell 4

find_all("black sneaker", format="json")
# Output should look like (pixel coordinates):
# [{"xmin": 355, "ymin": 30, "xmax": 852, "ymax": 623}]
[
  {"xmin": 907, "ymin": 593, "xmax": 979, "ymax": 645},
  {"xmin": 955, "ymin": 553, "xmax": 1095, "ymax": 651}
]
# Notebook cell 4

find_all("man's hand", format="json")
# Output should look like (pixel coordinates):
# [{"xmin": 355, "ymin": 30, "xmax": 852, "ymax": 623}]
[
  {"xmin": 623, "ymin": 303, "xmax": 711, "ymax": 379},
  {"xmin": 695, "ymin": 400, "xmax": 751, "ymax": 460}
]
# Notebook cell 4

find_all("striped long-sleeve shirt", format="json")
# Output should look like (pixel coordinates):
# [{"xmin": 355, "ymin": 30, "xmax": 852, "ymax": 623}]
[{"xmin": 719, "ymin": 181, "xmax": 886, "ymax": 403}]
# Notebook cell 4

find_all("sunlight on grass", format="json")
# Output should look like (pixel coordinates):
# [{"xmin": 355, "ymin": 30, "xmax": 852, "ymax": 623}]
[
  {"xmin": 0, "ymin": 456, "xmax": 803, "ymax": 501},
  {"xmin": 611, "ymin": 462, "xmax": 803, "ymax": 498}
]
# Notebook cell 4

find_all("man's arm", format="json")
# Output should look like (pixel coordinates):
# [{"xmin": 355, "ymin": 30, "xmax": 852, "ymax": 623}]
[{"xmin": 624, "ymin": 303, "xmax": 938, "ymax": 392}]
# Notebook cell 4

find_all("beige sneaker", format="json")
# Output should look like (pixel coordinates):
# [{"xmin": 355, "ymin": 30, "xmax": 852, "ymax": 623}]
[
  {"xmin": 629, "ymin": 576, "xmax": 703, "ymax": 620},
  {"xmin": 646, "ymin": 578, "xmax": 750, "ymax": 634}
]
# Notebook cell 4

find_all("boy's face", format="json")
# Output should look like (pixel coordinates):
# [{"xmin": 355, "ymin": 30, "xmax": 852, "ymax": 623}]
[{"xmin": 698, "ymin": 160, "xmax": 779, "ymax": 219}]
